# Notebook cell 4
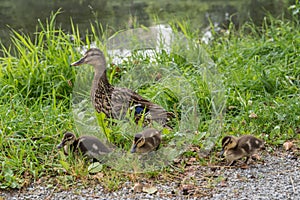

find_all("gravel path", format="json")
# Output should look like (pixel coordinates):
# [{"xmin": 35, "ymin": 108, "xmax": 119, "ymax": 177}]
[{"xmin": 2, "ymin": 152, "xmax": 299, "ymax": 200}]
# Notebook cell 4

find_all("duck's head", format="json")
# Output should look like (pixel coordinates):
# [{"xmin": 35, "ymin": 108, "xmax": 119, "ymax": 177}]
[
  {"xmin": 220, "ymin": 136, "xmax": 238, "ymax": 156},
  {"xmin": 130, "ymin": 133, "xmax": 145, "ymax": 153},
  {"xmin": 57, "ymin": 132, "xmax": 76, "ymax": 149},
  {"xmin": 71, "ymin": 48, "xmax": 106, "ymax": 70}
]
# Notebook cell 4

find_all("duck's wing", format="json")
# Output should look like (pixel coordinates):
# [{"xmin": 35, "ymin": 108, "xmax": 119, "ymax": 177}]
[{"xmin": 111, "ymin": 87, "xmax": 174, "ymax": 126}]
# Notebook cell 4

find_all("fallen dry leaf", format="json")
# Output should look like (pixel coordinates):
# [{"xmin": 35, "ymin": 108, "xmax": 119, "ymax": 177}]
[
  {"xmin": 173, "ymin": 158, "xmax": 181, "ymax": 164},
  {"xmin": 252, "ymin": 154, "xmax": 261, "ymax": 160},
  {"xmin": 133, "ymin": 182, "xmax": 144, "ymax": 193},
  {"xmin": 228, "ymin": 105, "xmax": 237, "ymax": 110},
  {"xmin": 189, "ymin": 146, "xmax": 200, "ymax": 152},
  {"xmin": 283, "ymin": 141, "xmax": 293, "ymax": 151},
  {"xmin": 155, "ymin": 72, "xmax": 162, "ymax": 81},
  {"xmin": 181, "ymin": 184, "xmax": 194, "ymax": 196},
  {"xmin": 220, "ymin": 180, "xmax": 227, "ymax": 187},
  {"xmin": 241, "ymin": 120, "xmax": 247, "ymax": 125},
  {"xmin": 249, "ymin": 112, "xmax": 258, "ymax": 118},
  {"xmin": 236, "ymin": 173, "xmax": 247, "ymax": 181},
  {"xmin": 240, "ymin": 164, "xmax": 249, "ymax": 169},
  {"xmin": 67, "ymin": 79, "xmax": 73, "ymax": 87},
  {"xmin": 142, "ymin": 185, "xmax": 158, "ymax": 194},
  {"xmin": 93, "ymin": 172, "xmax": 104, "ymax": 182}
]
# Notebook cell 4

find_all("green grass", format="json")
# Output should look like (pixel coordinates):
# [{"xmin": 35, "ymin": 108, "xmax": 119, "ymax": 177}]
[
  {"xmin": 206, "ymin": 15, "xmax": 300, "ymax": 145},
  {"xmin": 0, "ymin": 9, "xmax": 300, "ymax": 190}
]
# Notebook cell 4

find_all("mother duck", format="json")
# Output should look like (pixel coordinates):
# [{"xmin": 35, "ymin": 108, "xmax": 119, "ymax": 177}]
[{"xmin": 71, "ymin": 48, "xmax": 174, "ymax": 127}]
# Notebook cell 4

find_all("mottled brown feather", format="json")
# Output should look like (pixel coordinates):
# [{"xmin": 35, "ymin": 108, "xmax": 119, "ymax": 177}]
[{"xmin": 71, "ymin": 48, "xmax": 174, "ymax": 127}]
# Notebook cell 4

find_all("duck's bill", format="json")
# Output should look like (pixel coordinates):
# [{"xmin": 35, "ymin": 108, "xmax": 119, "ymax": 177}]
[
  {"xmin": 71, "ymin": 57, "xmax": 85, "ymax": 66},
  {"xmin": 56, "ymin": 143, "xmax": 63, "ymax": 149}
]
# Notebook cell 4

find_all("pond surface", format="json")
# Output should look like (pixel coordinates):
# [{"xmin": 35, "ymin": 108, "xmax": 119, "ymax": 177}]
[{"xmin": 0, "ymin": 0, "xmax": 293, "ymax": 46}]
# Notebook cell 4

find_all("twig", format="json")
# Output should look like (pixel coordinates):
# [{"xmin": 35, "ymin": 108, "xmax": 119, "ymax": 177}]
[
  {"xmin": 206, "ymin": 165, "xmax": 236, "ymax": 169},
  {"xmin": 289, "ymin": 176, "xmax": 296, "ymax": 195}
]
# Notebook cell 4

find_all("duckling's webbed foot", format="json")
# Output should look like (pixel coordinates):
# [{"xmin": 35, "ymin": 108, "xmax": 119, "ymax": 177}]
[
  {"xmin": 228, "ymin": 160, "xmax": 236, "ymax": 166},
  {"xmin": 244, "ymin": 156, "xmax": 250, "ymax": 164}
]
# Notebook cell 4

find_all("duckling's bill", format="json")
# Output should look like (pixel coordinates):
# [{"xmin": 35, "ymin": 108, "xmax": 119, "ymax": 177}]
[
  {"xmin": 56, "ymin": 143, "xmax": 63, "ymax": 149},
  {"xmin": 219, "ymin": 149, "xmax": 224, "ymax": 157},
  {"xmin": 57, "ymin": 142, "xmax": 64, "ymax": 149},
  {"xmin": 130, "ymin": 145, "xmax": 137, "ymax": 153}
]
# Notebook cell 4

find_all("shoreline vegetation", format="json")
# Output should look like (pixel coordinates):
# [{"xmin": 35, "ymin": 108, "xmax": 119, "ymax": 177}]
[{"xmin": 0, "ymin": 6, "xmax": 299, "ymax": 194}]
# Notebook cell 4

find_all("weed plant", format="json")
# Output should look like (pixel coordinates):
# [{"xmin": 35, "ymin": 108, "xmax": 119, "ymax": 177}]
[{"xmin": 0, "ymin": 9, "xmax": 299, "ymax": 190}]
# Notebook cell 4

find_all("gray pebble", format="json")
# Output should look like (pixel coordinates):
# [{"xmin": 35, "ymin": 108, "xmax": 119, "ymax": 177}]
[{"xmin": 1, "ymin": 154, "xmax": 299, "ymax": 199}]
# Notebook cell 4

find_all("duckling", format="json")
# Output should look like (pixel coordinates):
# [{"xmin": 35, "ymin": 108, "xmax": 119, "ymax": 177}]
[
  {"xmin": 57, "ymin": 132, "xmax": 112, "ymax": 161},
  {"xmin": 130, "ymin": 128, "xmax": 161, "ymax": 153},
  {"xmin": 220, "ymin": 135, "xmax": 264, "ymax": 166},
  {"xmin": 71, "ymin": 48, "xmax": 174, "ymax": 127}
]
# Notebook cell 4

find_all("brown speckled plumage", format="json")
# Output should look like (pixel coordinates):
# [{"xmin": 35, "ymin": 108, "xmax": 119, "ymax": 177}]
[
  {"xmin": 71, "ymin": 48, "xmax": 174, "ymax": 127},
  {"xmin": 220, "ymin": 135, "xmax": 264, "ymax": 166},
  {"xmin": 57, "ymin": 132, "xmax": 112, "ymax": 160},
  {"xmin": 130, "ymin": 128, "xmax": 161, "ymax": 153}
]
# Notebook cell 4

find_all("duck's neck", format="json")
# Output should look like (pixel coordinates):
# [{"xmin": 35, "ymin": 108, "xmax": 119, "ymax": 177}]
[{"xmin": 91, "ymin": 68, "xmax": 113, "ymax": 105}]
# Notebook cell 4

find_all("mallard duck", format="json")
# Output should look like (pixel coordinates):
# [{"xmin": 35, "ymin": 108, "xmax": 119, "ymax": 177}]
[
  {"xmin": 220, "ymin": 135, "xmax": 264, "ymax": 166},
  {"xmin": 130, "ymin": 128, "xmax": 161, "ymax": 153},
  {"xmin": 71, "ymin": 48, "xmax": 174, "ymax": 127},
  {"xmin": 57, "ymin": 132, "xmax": 112, "ymax": 160}
]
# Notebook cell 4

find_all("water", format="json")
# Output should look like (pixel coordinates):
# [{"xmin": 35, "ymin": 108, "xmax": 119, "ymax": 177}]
[{"xmin": 0, "ymin": 0, "xmax": 292, "ymax": 46}]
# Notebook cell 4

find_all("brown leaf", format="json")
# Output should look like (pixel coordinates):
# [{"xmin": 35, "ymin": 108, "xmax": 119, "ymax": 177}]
[
  {"xmin": 228, "ymin": 106, "xmax": 237, "ymax": 110},
  {"xmin": 189, "ymin": 146, "xmax": 200, "ymax": 152},
  {"xmin": 67, "ymin": 80, "xmax": 73, "ymax": 87},
  {"xmin": 249, "ymin": 112, "xmax": 258, "ymax": 119},
  {"xmin": 133, "ymin": 182, "xmax": 144, "ymax": 193},
  {"xmin": 252, "ymin": 154, "xmax": 261, "ymax": 160},
  {"xmin": 283, "ymin": 141, "xmax": 293, "ymax": 151},
  {"xmin": 181, "ymin": 184, "xmax": 194, "ymax": 195},
  {"xmin": 236, "ymin": 173, "xmax": 247, "ymax": 181},
  {"xmin": 142, "ymin": 185, "xmax": 158, "ymax": 194},
  {"xmin": 155, "ymin": 73, "xmax": 162, "ymax": 81},
  {"xmin": 220, "ymin": 180, "xmax": 227, "ymax": 187},
  {"xmin": 241, "ymin": 120, "xmax": 247, "ymax": 125},
  {"xmin": 93, "ymin": 172, "xmax": 104, "ymax": 182},
  {"xmin": 240, "ymin": 164, "xmax": 249, "ymax": 169},
  {"xmin": 189, "ymin": 157, "xmax": 197, "ymax": 162}
]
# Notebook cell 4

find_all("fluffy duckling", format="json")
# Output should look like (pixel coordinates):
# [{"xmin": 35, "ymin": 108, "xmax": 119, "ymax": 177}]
[
  {"xmin": 220, "ymin": 135, "xmax": 264, "ymax": 166},
  {"xmin": 130, "ymin": 128, "xmax": 161, "ymax": 153},
  {"xmin": 57, "ymin": 132, "xmax": 112, "ymax": 161}
]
